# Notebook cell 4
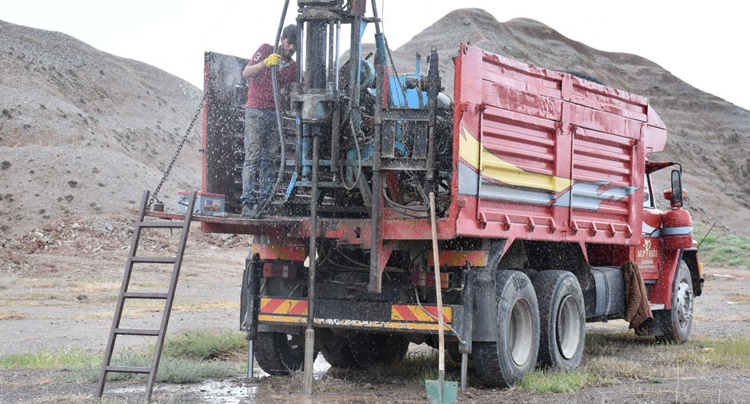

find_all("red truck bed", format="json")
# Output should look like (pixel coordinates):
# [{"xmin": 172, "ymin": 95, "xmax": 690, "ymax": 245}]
[
  {"xmin": 452, "ymin": 44, "xmax": 667, "ymax": 246},
  {"xmin": 194, "ymin": 45, "xmax": 667, "ymax": 248}
]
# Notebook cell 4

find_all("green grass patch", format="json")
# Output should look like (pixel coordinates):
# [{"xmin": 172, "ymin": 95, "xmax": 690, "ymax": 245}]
[
  {"xmin": 696, "ymin": 228, "xmax": 750, "ymax": 269},
  {"xmin": 161, "ymin": 329, "xmax": 247, "ymax": 361},
  {"xmin": 517, "ymin": 369, "xmax": 601, "ymax": 393},
  {"xmin": 77, "ymin": 352, "xmax": 245, "ymax": 384},
  {"xmin": 0, "ymin": 329, "xmax": 249, "ymax": 384},
  {"xmin": 677, "ymin": 336, "xmax": 750, "ymax": 369},
  {"xmin": 555, "ymin": 331, "xmax": 750, "ymax": 391},
  {"xmin": 378, "ymin": 348, "xmax": 612, "ymax": 394},
  {"xmin": 0, "ymin": 349, "xmax": 99, "ymax": 370}
]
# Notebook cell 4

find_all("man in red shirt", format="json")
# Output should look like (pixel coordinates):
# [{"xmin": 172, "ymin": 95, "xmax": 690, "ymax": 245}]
[{"xmin": 241, "ymin": 24, "xmax": 298, "ymax": 217}]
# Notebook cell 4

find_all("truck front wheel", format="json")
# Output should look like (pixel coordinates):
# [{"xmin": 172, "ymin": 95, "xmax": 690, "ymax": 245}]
[
  {"xmin": 532, "ymin": 270, "xmax": 585, "ymax": 370},
  {"xmin": 657, "ymin": 260, "xmax": 694, "ymax": 343},
  {"xmin": 474, "ymin": 270, "xmax": 540, "ymax": 387}
]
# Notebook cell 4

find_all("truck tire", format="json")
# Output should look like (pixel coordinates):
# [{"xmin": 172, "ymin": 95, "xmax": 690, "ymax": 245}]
[
  {"xmin": 319, "ymin": 332, "xmax": 358, "ymax": 368},
  {"xmin": 474, "ymin": 270, "xmax": 540, "ymax": 388},
  {"xmin": 426, "ymin": 336, "xmax": 463, "ymax": 364},
  {"xmin": 254, "ymin": 331, "xmax": 311, "ymax": 375},
  {"xmin": 446, "ymin": 341, "xmax": 463, "ymax": 364},
  {"xmin": 657, "ymin": 260, "xmax": 694, "ymax": 343},
  {"xmin": 532, "ymin": 270, "xmax": 585, "ymax": 370},
  {"xmin": 346, "ymin": 332, "xmax": 410, "ymax": 369}
]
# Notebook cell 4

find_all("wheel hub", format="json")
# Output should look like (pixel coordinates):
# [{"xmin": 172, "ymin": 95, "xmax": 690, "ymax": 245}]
[
  {"xmin": 675, "ymin": 280, "xmax": 694, "ymax": 328},
  {"xmin": 556, "ymin": 295, "xmax": 582, "ymax": 359},
  {"xmin": 509, "ymin": 299, "xmax": 534, "ymax": 366}
]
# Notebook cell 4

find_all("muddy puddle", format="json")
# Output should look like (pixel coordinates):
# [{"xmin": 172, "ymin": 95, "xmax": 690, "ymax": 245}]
[{"xmin": 107, "ymin": 355, "xmax": 402, "ymax": 403}]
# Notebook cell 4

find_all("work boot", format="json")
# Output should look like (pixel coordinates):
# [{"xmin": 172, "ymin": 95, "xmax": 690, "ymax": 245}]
[{"xmin": 241, "ymin": 203, "xmax": 257, "ymax": 217}]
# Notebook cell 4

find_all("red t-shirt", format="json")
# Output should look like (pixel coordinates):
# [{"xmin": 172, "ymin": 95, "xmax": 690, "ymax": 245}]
[{"xmin": 246, "ymin": 43, "xmax": 298, "ymax": 109}]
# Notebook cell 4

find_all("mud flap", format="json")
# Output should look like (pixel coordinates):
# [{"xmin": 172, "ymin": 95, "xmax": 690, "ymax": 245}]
[
  {"xmin": 471, "ymin": 240, "xmax": 506, "ymax": 342},
  {"xmin": 458, "ymin": 268, "xmax": 475, "ymax": 353}
]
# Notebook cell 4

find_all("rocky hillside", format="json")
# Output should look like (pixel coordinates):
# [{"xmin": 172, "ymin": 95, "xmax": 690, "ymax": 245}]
[
  {"xmin": 1, "ymin": 9, "xmax": 748, "ymax": 239},
  {"xmin": 0, "ymin": 20, "xmax": 203, "ymax": 236},
  {"xmin": 390, "ymin": 9, "xmax": 750, "ymax": 237}
]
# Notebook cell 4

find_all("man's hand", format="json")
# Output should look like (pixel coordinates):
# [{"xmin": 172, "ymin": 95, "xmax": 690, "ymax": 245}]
[{"xmin": 263, "ymin": 53, "xmax": 282, "ymax": 67}]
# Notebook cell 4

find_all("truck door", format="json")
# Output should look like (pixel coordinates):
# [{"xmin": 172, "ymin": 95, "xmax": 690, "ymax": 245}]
[{"xmin": 638, "ymin": 173, "xmax": 662, "ymax": 281}]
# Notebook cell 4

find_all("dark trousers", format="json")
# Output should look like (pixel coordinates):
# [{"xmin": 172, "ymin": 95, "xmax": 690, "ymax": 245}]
[{"xmin": 241, "ymin": 108, "xmax": 278, "ymax": 206}]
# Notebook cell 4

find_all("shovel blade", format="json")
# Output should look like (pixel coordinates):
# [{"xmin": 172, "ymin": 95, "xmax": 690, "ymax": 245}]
[{"xmin": 425, "ymin": 379, "xmax": 458, "ymax": 404}]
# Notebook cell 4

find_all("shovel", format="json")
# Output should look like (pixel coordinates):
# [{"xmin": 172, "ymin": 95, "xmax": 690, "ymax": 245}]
[{"xmin": 425, "ymin": 192, "xmax": 458, "ymax": 404}]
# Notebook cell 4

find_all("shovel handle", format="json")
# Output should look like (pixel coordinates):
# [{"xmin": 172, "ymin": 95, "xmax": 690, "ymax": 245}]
[{"xmin": 429, "ymin": 192, "xmax": 445, "ymax": 374}]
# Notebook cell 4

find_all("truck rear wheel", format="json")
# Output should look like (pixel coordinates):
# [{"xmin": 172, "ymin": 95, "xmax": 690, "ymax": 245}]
[
  {"xmin": 425, "ymin": 335, "xmax": 462, "ymax": 364},
  {"xmin": 657, "ymin": 261, "xmax": 694, "ymax": 343},
  {"xmin": 532, "ymin": 270, "xmax": 585, "ymax": 370},
  {"xmin": 255, "ymin": 331, "xmax": 312, "ymax": 375},
  {"xmin": 474, "ymin": 270, "xmax": 540, "ymax": 387},
  {"xmin": 347, "ymin": 332, "xmax": 410, "ymax": 368},
  {"xmin": 319, "ymin": 331, "xmax": 358, "ymax": 368}
]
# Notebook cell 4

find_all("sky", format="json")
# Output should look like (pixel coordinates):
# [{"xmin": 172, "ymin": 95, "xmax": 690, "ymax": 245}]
[{"xmin": 2, "ymin": 0, "xmax": 749, "ymax": 111}]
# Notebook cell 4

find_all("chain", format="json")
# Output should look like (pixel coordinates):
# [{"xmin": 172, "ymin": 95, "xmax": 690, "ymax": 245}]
[{"xmin": 148, "ymin": 93, "xmax": 207, "ymax": 210}]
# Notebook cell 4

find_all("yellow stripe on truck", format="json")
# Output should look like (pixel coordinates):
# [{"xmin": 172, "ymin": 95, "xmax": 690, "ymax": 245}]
[{"xmin": 391, "ymin": 304, "xmax": 452, "ymax": 323}]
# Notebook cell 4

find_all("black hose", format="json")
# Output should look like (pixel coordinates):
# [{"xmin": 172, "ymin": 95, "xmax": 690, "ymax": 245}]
[
  {"xmin": 340, "ymin": 114, "xmax": 364, "ymax": 191},
  {"xmin": 257, "ymin": 0, "xmax": 290, "ymax": 217}
]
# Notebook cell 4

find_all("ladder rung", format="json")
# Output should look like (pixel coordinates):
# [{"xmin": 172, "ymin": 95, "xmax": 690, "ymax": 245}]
[
  {"xmin": 123, "ymin": 292, "xmax": 169, "ymax": 299},
  {"xmin": 131, "ymin": 256, "xmax": 177, "ymax": 264},
  {"xmin": 139, "ymin": 221, "xmax": 185, "ymax": 229},
  {"xmin": 105, "ymin": 365, "xmax": 151, "ymax": 374},
  {"xmin": 115, "ymin": 328, "xmax": 160, "ymax": 336}
]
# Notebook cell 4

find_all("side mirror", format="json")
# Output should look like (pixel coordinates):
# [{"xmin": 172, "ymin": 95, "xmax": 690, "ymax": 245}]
[{"xmin": 670, "ymin": 169, "xmax": 683, "ymax": 208}]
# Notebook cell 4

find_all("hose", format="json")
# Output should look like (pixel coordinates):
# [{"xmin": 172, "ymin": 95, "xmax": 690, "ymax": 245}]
[
  {"xmin": 340, "ymin": 112, "xmax": 364, "ymax": 191},
  {"xmin": 257, "ymin": 0, "xmax": 291, "ymax": 217}
]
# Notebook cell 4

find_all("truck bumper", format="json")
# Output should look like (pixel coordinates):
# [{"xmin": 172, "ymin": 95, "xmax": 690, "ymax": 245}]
[{"xmin": 254, "ymin": 297, "xmax": 464, "ymax": 336}]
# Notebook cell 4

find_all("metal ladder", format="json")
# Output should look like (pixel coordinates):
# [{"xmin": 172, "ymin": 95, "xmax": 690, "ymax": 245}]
[{"xmin": 96, "ymin": 190, "xmax": 196, "ymax": 402}]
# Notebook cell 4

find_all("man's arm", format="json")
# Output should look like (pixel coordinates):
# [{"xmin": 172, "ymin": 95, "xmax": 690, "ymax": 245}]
[
  {"xmin": 242, "ymin": 63, "xmax": 266, "ymax": 79},
  {"xmin": 242, "ymin": 44, "xmax": 274, "ymax": 79}
]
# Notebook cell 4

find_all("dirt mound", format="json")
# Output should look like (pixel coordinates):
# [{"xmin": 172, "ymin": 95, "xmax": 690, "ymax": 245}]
[{"xmin": 0, "ymin": 20, "xmax": 203, "ymax": 237}]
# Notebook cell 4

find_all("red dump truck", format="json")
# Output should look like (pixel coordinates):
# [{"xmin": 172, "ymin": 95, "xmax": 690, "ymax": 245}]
[{"xmin": 194, "ymin": 1, "xmax": 702, "ymax": 388}]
